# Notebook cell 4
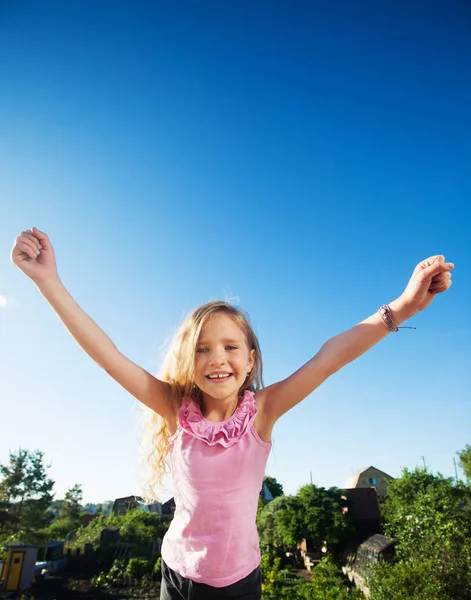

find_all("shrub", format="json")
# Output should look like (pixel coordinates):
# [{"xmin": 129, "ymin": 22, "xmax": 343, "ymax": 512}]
[{"xmin": 125, "ymin": 557, "xmax": 152, "ymax": 582}]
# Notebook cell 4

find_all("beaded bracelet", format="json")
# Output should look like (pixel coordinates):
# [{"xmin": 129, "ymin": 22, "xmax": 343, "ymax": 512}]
[{"xmin": 378, "ymin": 305, "xmax": 416, "ymax": 332}]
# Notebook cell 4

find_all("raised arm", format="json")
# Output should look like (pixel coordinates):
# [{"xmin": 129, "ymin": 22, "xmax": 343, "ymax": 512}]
[
  {"xmin": 256, "ymin": 255, "xmax": 453, "ymax": 426},
  {"xmin": 11, "ymin": 228, "xmax": 178, "ymax": 421}
]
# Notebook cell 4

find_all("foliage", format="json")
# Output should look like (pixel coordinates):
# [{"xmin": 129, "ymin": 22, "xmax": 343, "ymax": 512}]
[
  {"xmin": 309, "ymin": 557, "xmax": 364, "ymax": 600},
  {"xmin": 260, "ymin": 553, "xmax": 281, "ymax": 595},
  {"xmin": 35, "ymin": 516, "xmax": 79, "ymax": 543},
  {"xmin": 263, "ymin": 476, "xmax": 284, "ymax": 498},
  {"xmin": 73, "ymin": 508, "xmax": 169, "ymax": 560},
  {"xmin": 0, "ymin": 448, "xmax": 54, "ymax": 535},
  {"xmin": 368, "ymin": 558, "xmax": 471, "ymax": 600},
  {"xmin": 125, "ymin": 557, "xmax": 152, "ymax": 581},
  {"xmin": 92, "ymin": 558, "xmax": 127, "ymax": 589},
  {"xmin": 296, "ymin": 485, "xmax": 354, "ymax": 560},
  {"xmin": 153, "ymin": 556, "xmax": 162, "ymax": 581},
  {"xmin": 381, "ymin": 468, "xmax": 471, "ymax": 562},
  {"xmin": 83, "ymin": 500, "xmax": 114, "ymax": 516},
  {"xmin": 61, "ymin": 484, "xmax": 83, "ymax": 519},
  {"xmin": 458, "ymin": 444, "xmax": 471, "ymax": 484},
  {"xmin": 372, "ymin": 467, "xmax": 471, "ymax": 599},
  {"xmin": 257, "ymin": 484, "xmax": 355, "ymax": 563},
  {"xmin": 261, "ymin": 555, "xmax": 363, "ymax": 600},
  {"xmin": 258, "ymin": 495, "xmax": 302, "ymax": 550},
  {"xmin": 92, "ymin": 556, "xmax": 160, "ymax": 591}
]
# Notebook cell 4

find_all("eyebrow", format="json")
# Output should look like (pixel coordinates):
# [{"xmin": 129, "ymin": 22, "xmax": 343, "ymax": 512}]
[{"xmin": 197, "ymin": 338, "xmax": 243, "ymax": 345}]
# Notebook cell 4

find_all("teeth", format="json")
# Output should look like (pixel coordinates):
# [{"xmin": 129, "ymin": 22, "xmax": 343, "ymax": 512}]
[{"xmin": 208, "ymin": 374, "xmax": 230, "ymax": 379}]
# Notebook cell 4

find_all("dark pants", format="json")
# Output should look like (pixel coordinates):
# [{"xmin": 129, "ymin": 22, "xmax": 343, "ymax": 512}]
[{"xmin": 160, "ymin": 559, "xmax": 262, "ymax": 600}]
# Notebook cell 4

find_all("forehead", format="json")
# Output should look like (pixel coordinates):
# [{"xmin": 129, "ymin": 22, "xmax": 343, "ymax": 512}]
[{"xmin": 198, "ymin": 312, "xmax": 246, "ymax": 341}]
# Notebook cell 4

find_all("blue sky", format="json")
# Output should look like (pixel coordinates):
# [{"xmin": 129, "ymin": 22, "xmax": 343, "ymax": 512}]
[{"xmin": 1, "ymin": 1, "xmax": 470, "ymax": 504}]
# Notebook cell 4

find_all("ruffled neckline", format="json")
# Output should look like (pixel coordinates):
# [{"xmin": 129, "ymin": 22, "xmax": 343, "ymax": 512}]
[{"xmin": 177, "ymin": 390, "xmax": 258, "ymax": 447}]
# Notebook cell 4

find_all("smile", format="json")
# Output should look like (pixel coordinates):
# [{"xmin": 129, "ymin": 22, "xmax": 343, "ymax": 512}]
[{"xmin": 206, "ymin": 373, "xmax": 232, "ymax": 381}]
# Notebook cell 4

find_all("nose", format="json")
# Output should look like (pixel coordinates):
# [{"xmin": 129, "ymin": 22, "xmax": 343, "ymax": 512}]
[{"xmin": 209, "ymin": 348, "xmax": 226, "ymax": 366}]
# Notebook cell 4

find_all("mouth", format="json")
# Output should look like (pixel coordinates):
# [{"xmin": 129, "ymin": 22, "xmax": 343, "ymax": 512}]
[{"xmin": 206, "ymin": 372, "xmax": 233, "ymax": 382}]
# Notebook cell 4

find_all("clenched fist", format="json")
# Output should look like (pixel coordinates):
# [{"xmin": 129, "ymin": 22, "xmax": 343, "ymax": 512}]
[{"xmin": 11, "ymin": 227, "xmax": 59, "ymax": 286}]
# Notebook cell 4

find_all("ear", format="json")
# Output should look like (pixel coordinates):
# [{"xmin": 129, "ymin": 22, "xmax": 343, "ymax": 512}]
[{"xmin": 248, "ymin": 349, "xmax": 255, "ymax": 371}]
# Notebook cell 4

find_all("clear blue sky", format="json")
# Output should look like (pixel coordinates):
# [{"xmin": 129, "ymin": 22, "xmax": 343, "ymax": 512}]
[{"xmin": 1, "ymin": 1, "xmax": 470, "ymax": 504}]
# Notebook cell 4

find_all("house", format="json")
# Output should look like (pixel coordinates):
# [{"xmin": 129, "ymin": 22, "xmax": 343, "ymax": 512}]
[
  {"xmin": 112, "ymin": 495, "xmax": 175, "ymax": 519},
  {"xmin": 259, "ymin": 482, "xmax": 274, "ymax": 502},
  {"xmin": 342, "ymin": 487, "xmax": 381, "ymax": 544},
  {"xmin": 345, "ymin": 466, "xmax": 394, "ymax": 501},
  {"xmin": 344, "ymin": 533, "xmax": 395, "ymax": 596},
  {"xmin": 161, "ymin": 498, "xmax": 176, "ymax": 519}
]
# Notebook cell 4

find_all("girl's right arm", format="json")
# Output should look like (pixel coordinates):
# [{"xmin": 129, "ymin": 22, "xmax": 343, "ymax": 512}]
[{"xmin": 11, "ymin": 228, "xmax": 178, "ymax": 421}]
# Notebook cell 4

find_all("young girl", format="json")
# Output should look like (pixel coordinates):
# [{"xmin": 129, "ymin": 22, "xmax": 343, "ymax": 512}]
[{"xmin": 11, "ymin": 227, "xmax": 453, "ymax": 599}]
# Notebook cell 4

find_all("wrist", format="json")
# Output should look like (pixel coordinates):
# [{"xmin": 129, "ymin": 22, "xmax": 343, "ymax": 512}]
[
  {"xmin": 388, "ymin": 296, "xmax": 418, "ymax": 326},
  {"xmin": 36, "ymin": 274, "xmax": 63, "ymax": 296}
]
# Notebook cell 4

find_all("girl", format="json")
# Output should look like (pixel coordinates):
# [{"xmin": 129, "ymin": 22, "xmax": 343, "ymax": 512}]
[{"xmin": 11, "ymin": 227, "xmax": 453, "ymax": 599}]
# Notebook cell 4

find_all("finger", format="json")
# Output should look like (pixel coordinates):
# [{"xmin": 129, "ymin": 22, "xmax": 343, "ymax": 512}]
[
  {"xmin": 418, "ymin": 257, "xmax": 454, "ymax": 281},
  {"xmin": 19, "ymin": 230, "xmax": 42, "ymax": 250},
  {"xmin": 431, "ymin": 271, "xmax": 451, "ymax": 284},
  {"xmin": 413, "ymin": 255, "xmax": 444, "ymax": 275},
  {"xmin": 430, "ymin": 280, "xmax": 451, "ymax": 292},
  {"xmin": 430, "ymin": 273, "xmax": 452, "ymax": 293},
  {"xmin": 16, "ymin": 235, "xmax": 41, "ymax": 257},
  {"xmin": 429, "ymin": 281, "xmax": 451, "ymax": 294},
  {"xmin": 31, "ymin": 227, "xmax": 53, "ymax": 251},
  {"xmin": 14, "ymin": 241, "xmax": 39, "ymax": 260}
]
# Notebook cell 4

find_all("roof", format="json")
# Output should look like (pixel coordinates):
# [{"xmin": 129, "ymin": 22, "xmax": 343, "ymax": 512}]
[
  {"xmin": 343, "ymin": 488, "xmax": 381, "ymax": 520},
  {"xmin": 345, "ymin": 466, "xmax": 394, "ymax": 488},
  {"xmin": 261, "ymin": 482, "xmax": 274, "ymax": 502},
  {"xmin": 358, "ymin": 534, "xmax": 394, "ymax": 553}
]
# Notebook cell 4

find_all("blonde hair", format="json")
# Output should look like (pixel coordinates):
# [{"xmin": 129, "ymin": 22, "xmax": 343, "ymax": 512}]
[{"xmin": 141, "ymin": 301, "xmax": 263, "ymax": 501}]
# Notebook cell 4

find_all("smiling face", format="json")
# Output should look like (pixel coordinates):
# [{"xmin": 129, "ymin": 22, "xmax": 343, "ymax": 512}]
[{"xmin": 194, "ymin": 312, "xmax": 255, "ymax": 403}]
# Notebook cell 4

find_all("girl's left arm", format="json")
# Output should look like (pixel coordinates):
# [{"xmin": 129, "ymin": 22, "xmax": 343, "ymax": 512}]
[{"xmin": 257, "ymin": 255, "xmax": 454, "ymax": 424}]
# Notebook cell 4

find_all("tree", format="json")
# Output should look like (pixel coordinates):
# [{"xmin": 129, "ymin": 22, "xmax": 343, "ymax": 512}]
[
  {"xmin": 257, "ymin": 495, "xmax": 303, "ymax": 552},
  {"xmin": 263, "ymin": 476, "xmax": 284, "ymax": 499},
  {"xmin": 257, "ymin": 484, "xmax": 355, "ymax": 564},
  {"xmin": 296, "ymin": 485, "xmax": 354, "ymax": 562},
  {"xmin": 381, "ymin": 468, "xmax": 471, "ymax": 560},
  {"xmin": 0, "ymin": 448, "xmax": 54, "ymax": 535},
  {"xmin": 82, "ymin": 500, "xmax": 113, "ymax": 516},
  {"xmin": 375, "ymin": 467, "xmax": 471, "ymax": 599},
  {"xmin": 458, "ymin": 444, "xmax": 471, "ymax": 484},
  {"xmin": 62, "ymin": 484, "xmax": 83, "ymax": 520}
]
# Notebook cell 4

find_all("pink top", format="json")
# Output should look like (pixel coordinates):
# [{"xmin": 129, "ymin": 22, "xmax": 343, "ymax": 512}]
[{"xmin": 161, "ymin": 390, "xmax": 272, "ymax": 587}]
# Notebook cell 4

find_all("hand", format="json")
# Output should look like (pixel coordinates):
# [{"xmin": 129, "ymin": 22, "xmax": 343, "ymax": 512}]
[
  {"xmin": 399, "ymin": 255, "xmax": 454, "ymax": 314},
  {"xmin": 10, "ymin": 227, "xmax": 59, "ymax": 286}
]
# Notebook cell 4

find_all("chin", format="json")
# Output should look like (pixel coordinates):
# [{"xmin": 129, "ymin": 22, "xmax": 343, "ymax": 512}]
[{"xmin": 200, "ymin": 385, "xmax": 240, "ymax": 400}]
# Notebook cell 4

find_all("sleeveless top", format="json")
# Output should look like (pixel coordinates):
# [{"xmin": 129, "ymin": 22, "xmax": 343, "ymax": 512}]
[{"xmin": 161, "ymin": 390, "xmax": 272, "ymax": 587}]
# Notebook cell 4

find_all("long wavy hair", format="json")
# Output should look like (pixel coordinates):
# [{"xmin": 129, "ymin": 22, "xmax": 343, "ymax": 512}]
[{"xmin": 140, "ymin": 301, "xmax": 264, "ymax": 501}]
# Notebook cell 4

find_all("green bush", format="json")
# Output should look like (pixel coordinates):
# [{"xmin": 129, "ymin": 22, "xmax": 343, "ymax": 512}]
[
  {"xmin": 72, "ymin": 508, "xmax": 168, "ymax": 566},
  {"xmin": 92, "ymin": 558, "xmax": 127, "ymax": 589},
  {"xmin": 308, "ymin": 558, "xmax": 363, "ymax": 600},
  {"xmin": 35, "ymin": 516, "xmax": 79, "ymax": 543},
  {"xmin": 153, "ymin": 556, "xmax": 162, "ymax": 581},
  {"xmin": 369, "ymin": 560, "xmax": 442, "ymax": 600},
  {"xmin": 125, "ymin": 557, "xmax": 152, "ymax": 581},
  {"xmin": 261, "ymin": 554, "xmax": 363, "ymax": 599},
  {"xmin": 368, "ymin": 555, "xmax": 471, "ymax": 600}
]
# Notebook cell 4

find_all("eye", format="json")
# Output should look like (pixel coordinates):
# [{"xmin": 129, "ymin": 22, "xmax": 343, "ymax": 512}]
[
  {"xmin": 226, "ymin": 345, "xmax": 238, "ymax": 351},
  {"xmin": 196, "ymin": 347, "xmax": 209, "ymax": 353}
]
